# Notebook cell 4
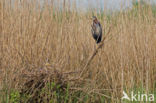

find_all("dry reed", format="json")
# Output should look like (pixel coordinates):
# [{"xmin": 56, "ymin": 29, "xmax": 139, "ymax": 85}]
[{"xmin": 0, "ymin": 0, "xmax": 156, "ymax": 102}]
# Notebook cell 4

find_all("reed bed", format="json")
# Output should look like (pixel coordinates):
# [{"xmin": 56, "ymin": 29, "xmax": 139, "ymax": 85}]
[{"xmin": 0, "ymin": 0, "xmax": 156, "ymax": 103}]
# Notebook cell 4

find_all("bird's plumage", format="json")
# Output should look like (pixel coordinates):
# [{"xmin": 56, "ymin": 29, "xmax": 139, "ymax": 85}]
[{"xmin": 91, "ymin": 16, "xmax": 102, "ymax": 44}]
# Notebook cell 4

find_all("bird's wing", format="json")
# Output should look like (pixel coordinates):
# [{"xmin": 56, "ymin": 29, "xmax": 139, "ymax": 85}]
[
  {"xmin": 96, "ymin": 23, "xmax": 102, "ymax": 41},
  {"xmin": 91, "ymin": 24, "xmax": 95, "ymax": 34}
]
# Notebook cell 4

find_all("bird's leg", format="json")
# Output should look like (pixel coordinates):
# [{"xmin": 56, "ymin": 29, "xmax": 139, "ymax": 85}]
[{"xmin": 94, "ymin": 43, "xmax": 96, "ymax": 51}]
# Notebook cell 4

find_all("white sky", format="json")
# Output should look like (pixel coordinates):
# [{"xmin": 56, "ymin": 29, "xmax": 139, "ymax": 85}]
[
  {"xmin": 75, "ymin": 0, "xmax": 132, "ymax": 10},
  {"xmin": 39, "ymin": 0, "xmax": 156, "ymax": 11},
  {"xmin": 75, "ymin": 0, "xmax": 156, "ymax": 11}
]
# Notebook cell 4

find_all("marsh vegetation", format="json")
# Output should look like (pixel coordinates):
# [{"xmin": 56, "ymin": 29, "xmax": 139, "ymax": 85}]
[{"xmin": 0, "ymin": 0, "xmax": 156, "ymax": 103}]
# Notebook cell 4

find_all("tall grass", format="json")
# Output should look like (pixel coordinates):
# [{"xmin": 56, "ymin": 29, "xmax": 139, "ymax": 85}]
[{"xmin": 0, "ymin": 0, "xmax": 156, "ymax": 102}]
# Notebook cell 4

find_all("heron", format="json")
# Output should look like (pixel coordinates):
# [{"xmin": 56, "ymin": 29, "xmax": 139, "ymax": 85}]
[{"xmin": 91, "ymin": 16, "xmax": 102, "ymax": 44}]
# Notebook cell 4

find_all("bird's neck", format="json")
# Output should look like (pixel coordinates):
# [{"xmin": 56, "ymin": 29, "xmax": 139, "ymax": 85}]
[{"xmin": 94, "ymin": 19, "xmax": 98, "ymax": 24}]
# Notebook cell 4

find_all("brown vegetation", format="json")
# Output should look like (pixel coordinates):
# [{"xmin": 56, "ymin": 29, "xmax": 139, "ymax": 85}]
[{"xmin": 0, "ymin": 0, "xmax": 156, "ymax": 102}]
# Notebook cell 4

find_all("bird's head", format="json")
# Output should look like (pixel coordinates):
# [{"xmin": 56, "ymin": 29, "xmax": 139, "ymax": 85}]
[{"xmin": 92, "ymin": 16, "xmax": 98, "ymax": 24}]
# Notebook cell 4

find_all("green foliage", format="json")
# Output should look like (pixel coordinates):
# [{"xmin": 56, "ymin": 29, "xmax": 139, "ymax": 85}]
[
  {"xmin": 10, "ymin": 90, "xmax": 20, "ymax": 103},
  {"xmin": 8, "ymin": 85, "xmax": 154, "ymax": 103},
  {"xmin": 9, "ymin": 90, "xmax": 30, "ymax": 103},
  {"xmin": 151, "ymin": 4, "xmax": 156, "ymax": 17},
  {"xmin": 132, "ymin": 0, "xmax": 145, "ymax": 7},
  {"xmin": 0, "ymin": 84, "xmax": 9, "ymax": 103},
  {"xmin": 122, "ymin": 86, "xmax": 156, "ymax": 103},
  {"xmin": 34, "ymin": 81, "xmax": 69, "ymax": 103}
]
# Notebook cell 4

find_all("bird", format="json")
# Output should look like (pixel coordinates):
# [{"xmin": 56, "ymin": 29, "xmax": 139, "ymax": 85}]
[{"xmin": 91, "ymin": 16, "xmax": 102, "ymax": 44}]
